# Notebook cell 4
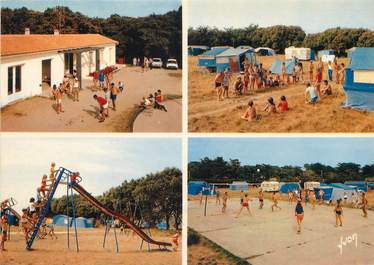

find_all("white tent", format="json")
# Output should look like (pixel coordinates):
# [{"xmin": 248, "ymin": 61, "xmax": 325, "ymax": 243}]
[
  {"xmin": 304, "ymin": 182, "xmax": 320, "ymax": 190},
  {"xmin": 260, "ymin": 181, "xmax": 280, "ymax": 192},
  {"xmin": 285, "ymin": 46, "xmax": 314, "ymax": 60}
]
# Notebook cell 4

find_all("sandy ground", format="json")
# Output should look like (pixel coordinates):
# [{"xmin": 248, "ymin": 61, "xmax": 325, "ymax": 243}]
[
  {"xmin": 188, "ymin": 238, "xmax": 235, "ymax": 265},
  {"xmin": 188, "ymin": 197, "xmax": 374, "ymax": 265},
  {"xmin": 1, "ymin": 66, "xmax": 182, "ymax": 132},
  {"xmin": 133, "ymin": 99, "xmax": 182, "ymax": 132},
  {"xmin": 0, "ymin": 227, "xmax": 180, "ymax": 265},
  {"xmin": 188, "ymin": 56, "xmax": 374, "ymax": 132}
]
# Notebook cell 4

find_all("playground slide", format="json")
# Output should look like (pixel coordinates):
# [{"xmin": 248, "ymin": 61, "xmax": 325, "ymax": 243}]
[{"xmin": 71, "ymin": 182, "xmax": 171, "ymax": 247}]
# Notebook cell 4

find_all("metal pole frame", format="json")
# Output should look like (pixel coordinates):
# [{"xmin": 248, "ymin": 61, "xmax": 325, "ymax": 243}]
[
  {"xmin": 112, "ymin": 216, "xmax": 119, "ymax": 253},
  {"xmin": 67, "ymin": 181, "xmax": 70, "ymax": 249},
  {"xmin": 70, "ymin": 187, "xmax": 79, "ymax": 252},
  {"xmin": 103, "ymin": 218, "xmax": 109, "ymax": 248}
]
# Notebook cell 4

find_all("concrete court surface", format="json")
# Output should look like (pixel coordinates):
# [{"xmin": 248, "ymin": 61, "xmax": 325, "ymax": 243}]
[{"xmin": 188, "ymin": 198, "xmax": 374, "ymax": 265}]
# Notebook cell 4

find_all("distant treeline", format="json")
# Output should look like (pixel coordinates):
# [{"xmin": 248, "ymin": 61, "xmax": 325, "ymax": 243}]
[
  {"xmin": 1, "ymin": 6, "xmax": 182, "ymax": 65},
  {"xmin": 189, "ymin": 25, "xmax": 374, "ymax": 55},
  {"xmin": 50, "ymin": 167, "xmax": 182, "ymax": 230},
  {"xmin": 189, "ymin": 157, "xmax": 374, "ymax": 184}
]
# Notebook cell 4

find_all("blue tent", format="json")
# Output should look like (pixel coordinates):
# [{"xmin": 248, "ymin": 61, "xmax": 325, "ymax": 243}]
[
  {"xmin": 198, "ymin": 47, "xmax": 230, "ymax": 69},
  {"xmin": 344, "ymin": 181, "xmax": 367, "ymax": 191},
  {"xmin": 343, "ymin": 47, "xmax": 374, "ymax": 111},
  {"xmin": 75, "ymin": 217, "xmax": 92, "ymax": 228},
  {"xmin": 53, "ymin": 215, "xmax": 72, "ymax": 227},
  {"xmin": 329, "ymin": 183, "xmax": 356, "ymax": 190},
  {"xmin": 216, "ymin": 48, "xmax": 256, "ymax": 73},
  {"xmin": 269, "ymin": 59, "xmax": 297, "ymax": 75},
  {"xmin": 280, "ymin": 183, "xmax": 300, "ymax": 193},
  {"xmin": 314, "ymin": 186, "xmax": 334, "ymax": 200},
  {"xmin": 318, "ymin": 49, "xmax": 336, "ymax": 57},
  {"xmin": 86, "ymin": 218, "xmax": 96, "ymax": 228},
  {"xmin": 188, "ymin": 45, "xmax": 210, "ymax": 56},
  {"xmin": 188, "ymin": 181, "xmax": 209, "ymax": 195}
]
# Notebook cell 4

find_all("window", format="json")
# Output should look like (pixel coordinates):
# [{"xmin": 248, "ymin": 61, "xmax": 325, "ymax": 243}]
[
  {"xmin": 8, "ymin": 67, "xmax": 13, "ymax": 95},
  {"xmin": 15, "ymin": 66, "xmax": 22, "ymax": 92},
  {"xmin": 7, "ymin": 65, "xmax": 22, "ymax": 95}
]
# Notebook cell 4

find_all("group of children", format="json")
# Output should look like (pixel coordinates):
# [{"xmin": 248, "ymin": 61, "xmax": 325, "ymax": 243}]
[
  {"xmin": 0, "ymin": 162, "xmax": 58, "ymax": 251},
  {"xmin": 209, "ymin": 187, "xmax": 369, "ymax": 235},
  {"xmin": 51, "ymin": 71, "xmax": 81, "ymax": 114},
  {"xmin": 241, "ymin": 95, "xmax": 289, "ymax": 122},
  {"xmin": 93, "ymin": 82, "xmax": 124, "ymax": 122},
  {"xmin": 139, "ymin": 89, "xmax": 168, "ymax": 112}
]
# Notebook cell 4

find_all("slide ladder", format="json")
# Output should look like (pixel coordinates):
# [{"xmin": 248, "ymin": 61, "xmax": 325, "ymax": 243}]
[
  {"xmin": 71, "ymin": 182, "xmax": 171, "ymax": 248},
  {"xmin": 26, "ymin": 167, "xmax": 68, "ymax": 250}
]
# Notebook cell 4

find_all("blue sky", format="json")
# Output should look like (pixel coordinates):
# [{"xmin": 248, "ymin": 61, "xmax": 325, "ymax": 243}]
[
  {"xmin": 189, "ymin": 0, "xmax": 374, "ymax": 33},
  {"xmin": 0, "ymin": 135, "xmax": 181, "ymax": 212},
  {"xmin": 1, "ymin": 0, "xmax": 181, "ymax": 18},
  {"xmin": 189, "ymin": 137, "xmax": 374, "ymax": 167}
]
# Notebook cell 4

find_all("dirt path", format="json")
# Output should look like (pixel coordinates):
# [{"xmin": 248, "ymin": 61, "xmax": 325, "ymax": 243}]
[
  {"xmin": 134, "ymin": 99, "xmax": 182, "ymax": 132},
  {"xmin": 1, "ymin": 67, "xmax": 182, "ymax": 132}
]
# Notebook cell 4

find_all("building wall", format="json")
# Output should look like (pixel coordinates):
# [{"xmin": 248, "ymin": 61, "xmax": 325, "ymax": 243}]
[
  {"xmin": 99, "ymin": 44, "xmax": 116, "ymax": 70},
  {"xmin": 1, "ymin": 52, "xmax": 64, "ymax": 107}
]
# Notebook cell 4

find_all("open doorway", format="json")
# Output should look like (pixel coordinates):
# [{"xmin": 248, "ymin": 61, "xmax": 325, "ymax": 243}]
[
  {"xmin": 41, "ymin": 59, "xmax": 51, "ymax": 96},
  {"xmin": 64, "ymin": 53, "xmax": 74, "ymax": 74}
]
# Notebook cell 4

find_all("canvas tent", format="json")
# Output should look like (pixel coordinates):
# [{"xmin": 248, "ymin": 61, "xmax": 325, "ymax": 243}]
[
  {"xmin": 330, "ymin": 188, "xmax": 358, "ymax": 202},
  {"xmin": 261, "ymin": 181, "xmax": 281, "ymax": 192},
  {"xmin": 229, "ymin": 181, "xmax": 249, "ymax": 191},
  {"xmin": 314, "ymin": 186, "xmax": 333, "ymax": 200},
  {"xmin": 75, "ymin": 217, "xmax": 93, "ymax": 228},
  {"xmin": 188, "ymin": 45, "xmax": 210, "ymax": 56},
  {"xmin": 188, "ymin": 181, "xmax": 209, "ymax": 195},
  {"xmin": 343, "ymin": 47, "xmax": 374, "ymax": 111},
  {"xmin": 255, "ymin": 47, "xmax": 275, "ymax": 56},
  {"xmin": 280, "ymin": 183, "xmax": 300, "ymax": 193},
  {"xmin": 304, "ymin": 181, "xmax": 320, "ymax": 190},
  {"xmin": 198, "ymin": 47, "xmax": 230, "ymax": 70},
  {"xmin": 53, "ymin": 215, "xmax": 73, "ymax": 227},
  {"xmin": 344, "ymin": 181, "xmax": 367, "ymax": 191},
  {"xmin": 269, "ymin": 59, "xmax": 297, "ymax": 75},
  {"xmin": 216, "ymin": 48, "xmax": 256, "ymax": 73},
  {"xmin": 318, "ymin": 49, "xmax": 336, "ymax": 63},
  {"xmin": 285, "ymin": 46, "xmax": 315, "ymax": 61}
]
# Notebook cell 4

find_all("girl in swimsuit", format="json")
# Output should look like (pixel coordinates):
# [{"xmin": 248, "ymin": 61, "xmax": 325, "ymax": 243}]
[
  {"xmin": 222, "ymin": 192, "xmax": 229, "ymax": 213},
  {"xmin": 235, "ymin": 194, "xmax": 252, "ymax": 218},
  {"xmin": 335, "ymin": 199, "xmax": 343, "ymax": 227},
  {"xmin": 295, "ymin": 199, "xmax": 304, "ymax": 234},
  {"xmin": 271, "ymin": 192, "xmax": 281, "ymax": 212},
  {"xmin": 258, "ymin": 189, "xmax": 264, "ymax": 209}
]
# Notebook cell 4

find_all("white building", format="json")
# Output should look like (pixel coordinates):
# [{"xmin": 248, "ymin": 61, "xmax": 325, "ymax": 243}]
[{"xmin": 1, "ymin": 30, "xmax": 118, "ymax": 107}]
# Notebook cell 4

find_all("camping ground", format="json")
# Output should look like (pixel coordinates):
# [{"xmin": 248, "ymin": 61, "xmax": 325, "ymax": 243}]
[
  {"xmin": 1, "ymin": 227, "xmax": 180, "ymax": 265},
  {"xmin": 188, "ymin": 56, "xmax": 374, "ymax": 133},
  {"xmin": 188, "ymin": 189, "xmax": 374, "ymax": 265},
  {"xmin": 1, "ymin": 66, "xmax": 182, "ymax": 132}
]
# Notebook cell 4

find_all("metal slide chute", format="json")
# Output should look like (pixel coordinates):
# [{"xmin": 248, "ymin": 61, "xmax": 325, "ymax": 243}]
[{"xmin": 71, "ymin": 182, "xmax": 171, "ymax": 248}]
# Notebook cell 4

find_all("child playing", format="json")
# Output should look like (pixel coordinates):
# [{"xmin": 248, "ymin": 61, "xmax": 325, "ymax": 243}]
[
  {"xmin": 110, "ymin": 83, "xmax": 120, "ymax": 111},
  {"xmin": 52, "ymin": 85, "xmax": 64, "ymax": 114},
  {"xmin": 258, "ymin": 189, "xmax": 264, "ymax": 209},
  {"xmin": 72, "ymin": 77, "xmax": 80, "ymax": 102},
  {"xmin": 295, "ymin": 199, "xmax": 304, "ymax": 234},
  {"xmin": 49, "ymin": 162, "xmax": 56, "ymax": 185},
  {"xmin": 93, "ymin": 95, "xmax": 109, "ymax": 122},
  {"xmin": 223, "ymin": 68, "xmax": 230, "ymax": 99},
  {"xmin": 222, "ymin": 192, "xmax": 229, "ymax": 213},
  {"xmin": 264, "ymin": 97, "xmax": 277, "ymax": 113},
  {"xmin": 171, "ymin": 232, "xmax": 180, "ymax": 251},
  {"xmin": 278, "ymin": 95, "xmax": 289, "ymax": 112},
  {"xmin": 118, "ymin": 81, "xmax": 124, "ymax": 92},
  {"xmin": 241, "ymin": 100, "xmax": 259, "ymax": 122},
  {"xmin": 235, "ymin": 194, "xmax": 252, "ymax": 218},
  {"xmin": 309, "ymin": 60, "xmax": 314, "ymax": 82},
  {"xmin": 39, "ymin": 174, "xmax": 49, "ymax": 198},
  {"xmin": 335, "ymin": 199, "xmax": 343, "ymax": 227},
  {"xmin": 21, "ymin": 208, "xmax": 32, "ymax": 241},
  {"xmin": 214, "ymin": 71, "xmax": 224, "ymax": 101},
  {"xmin": 321, "ymin": 80, "xmax": 332, "ymax": 96},
  {"xmin": 1, "ymin": 215, "xmax": 8, "ymax": 251},
  {"xmin": 281, "ymin": 62, "xmax": 287, "ymax": 83},
  {"xmin": 271, "ymin": 192, "xmax": 281, "ymax": 212},
  {"xmin": 361, "ymin": 192, "xmax": 368, "ymax": 218},
  {"xmin": 305, "ymin": 82, "xmax": 318, "ymax": 104},
  {"xmin": 234, "ymin": 76, "xmax": 244, "ymax": 95},
  {"xmin": 154, "ymin": 92, "xmax": 168, "ymax": 112}
]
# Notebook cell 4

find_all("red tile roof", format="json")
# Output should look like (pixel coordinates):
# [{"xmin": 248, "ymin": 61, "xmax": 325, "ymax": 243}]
[{"xmin": 1, "ymin": 34, "xmax": 118, "ymax": 57}]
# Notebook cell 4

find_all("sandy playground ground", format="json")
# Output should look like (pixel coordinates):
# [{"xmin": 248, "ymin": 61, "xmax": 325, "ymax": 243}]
[
  {"xmin": 0, "ymin": 227, "xmax": 180, "ymax": 265},
  {"xmin": 1, "ymin": 66, "xmax": 182, "ymax": 132},
  {"xmin": 188, "ymin": 56, "xmax": 374, "ymax": 132},
  {"xmin": 188, "ymin": 191, "xmax": 374, "ymax": 265}
]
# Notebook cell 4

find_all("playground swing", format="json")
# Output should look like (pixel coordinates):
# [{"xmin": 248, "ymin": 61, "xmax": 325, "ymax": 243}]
[{"xmin": 132, "ymin": 202, "xmax": 153, "ymax": 252}]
